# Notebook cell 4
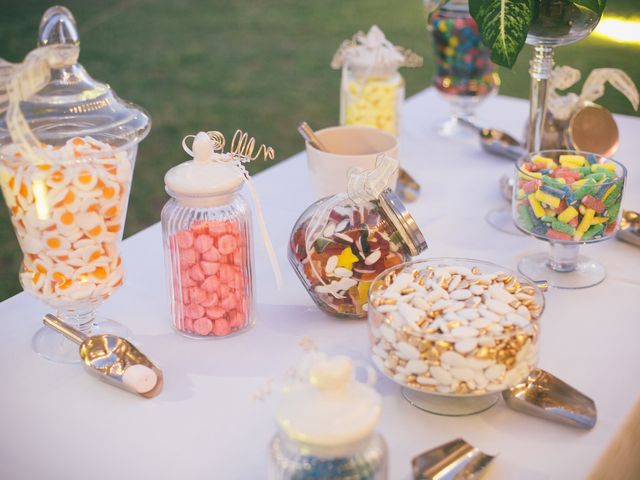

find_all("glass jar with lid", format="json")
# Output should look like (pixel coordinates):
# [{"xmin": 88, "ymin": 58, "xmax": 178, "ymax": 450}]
[
  {"xmin": 332, "ymin": 25, "xmax": 423, "ymax": 136},
  {"xmin": 288, "ymin": 155, "xmax": 427, "ymax": 318},
  {"xmin": 161, "ymin": 130, "xmax": 281, "ymax": 338},
  {"xmin": 268, "ymin": 354, "xmax": 388, "ymax": 479},
  {"xmin": 0, "ymin": 6, "xmax": 150, "ymax": 362}
]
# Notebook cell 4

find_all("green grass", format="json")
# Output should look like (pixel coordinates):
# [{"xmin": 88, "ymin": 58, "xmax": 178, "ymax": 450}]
[{"xmin": 0, "ymin": 0, "xmax": 638, "ymax": 300}]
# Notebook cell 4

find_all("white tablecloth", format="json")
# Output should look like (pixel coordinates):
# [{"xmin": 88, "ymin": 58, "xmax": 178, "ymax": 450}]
[{"xmin": 0, "ymin": 89, "xmax": 638, "ymax": 480}]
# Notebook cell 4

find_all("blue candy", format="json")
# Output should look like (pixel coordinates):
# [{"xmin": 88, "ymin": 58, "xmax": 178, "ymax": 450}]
[{"xmin": 540, "ymin": 184, "xmax": 566, "ymax": 199}]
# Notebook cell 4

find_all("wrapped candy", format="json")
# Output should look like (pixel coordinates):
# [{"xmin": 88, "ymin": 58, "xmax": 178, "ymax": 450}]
[
  {"xmin": 288, "ymin": 154, "xmax": 427, "ymax": 318},
  {"xmin": 331, "ymin": 26, "xmax": 423, "ymax": 135}
]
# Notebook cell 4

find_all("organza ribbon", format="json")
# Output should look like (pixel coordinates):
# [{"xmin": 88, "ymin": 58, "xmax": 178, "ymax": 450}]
[
  {"xmin": 181, "ymin": 132, "xmax": 283, "ymax": 289},
  {"xmin": 303, "ymin": 154, "xmax": 398, "ymax": 295},
  {"xmin": 0, "ymin": 45, "xmax": 79, "ymax": 163},
  {"xmin": 548, "ymin": 65, "xmax": 639, "ymax": 121}
]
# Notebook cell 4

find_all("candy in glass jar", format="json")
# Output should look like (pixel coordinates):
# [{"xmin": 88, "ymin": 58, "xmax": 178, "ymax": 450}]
[
  {"xmin": 288, "ymin": 155, "xmax": 427, "ymax": 318},
  {"xmin": 161, "ymin": 131, "xmax": 281, "ymax": 338},
  {"xmin": 331, "ymin": 25, "xmax": 423, "ymax": 136},
  {"xmin": 268, "ymin": 354, "xmax": 388, "ymax": 480},
  {"xmin": 425, "ymin": 0, "xmax": 500, "ymax": 138}
]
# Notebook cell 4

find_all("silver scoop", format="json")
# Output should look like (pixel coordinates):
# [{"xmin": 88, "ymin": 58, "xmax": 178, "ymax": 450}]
[
  {"xmin": 297, "ymin": 121, "xmax": 421, "ymax": 202},
  {"xmin": 503, "ymin": 368, "xmax": 596, "ymax": 429},
  {"xmin": 43, "ymin": 314, "xmax": 163, "ymax": 398},
  {"xmin": 459, "ymin": 118, "xmax": 525, "ymax": 160},
  {"xmin": 412, "ymin": 438, "xmax": 495, "ymax": 479}
]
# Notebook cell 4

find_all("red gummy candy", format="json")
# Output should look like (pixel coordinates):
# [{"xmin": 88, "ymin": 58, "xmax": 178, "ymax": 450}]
[
  {"xmin": 581, "ymin": 195, "xmax": 606, "ymax": 214},
  {"xmin": 546, "ymin": 229, "xmax": 572, "ymax": 241}
]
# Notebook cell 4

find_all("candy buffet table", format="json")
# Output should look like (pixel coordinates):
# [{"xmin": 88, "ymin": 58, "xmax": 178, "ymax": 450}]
[{"xmin": 0, "ymin": 88, "xmax": 638, "ymax": 479}]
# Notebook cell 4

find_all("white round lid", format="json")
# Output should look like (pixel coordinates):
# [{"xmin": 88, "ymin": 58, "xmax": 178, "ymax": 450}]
[
  {"xmin": 277, "ymin": 355, "xmax": 381, "ymax": 448},
  {"xmin": 164, "ymin": 131, "xmax": 243, "ymax": 197}
]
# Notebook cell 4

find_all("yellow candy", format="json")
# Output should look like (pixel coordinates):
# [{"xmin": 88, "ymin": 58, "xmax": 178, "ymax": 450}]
[
  {"xmin": 601, "ymin": 184, "xmax": 617, "ymax": 202},
  {"xmin": 357, "ymin": 280, "xmax": 372, "ymax": 309},
  {"xmin": 534, "ymin": 189, "xmax": 561, "ymax": 208},
  {"xmin": 574, "ymin": 208, "xmax": 596, "ymax": 240},
  {"xmin": 532, "ymin": 155, "xmax": 557, "ymax": 169},
  {"xmin": 345, "ymin": 78, "xmax": 399, "ymax": 134},
  {"xmin": 559, "ymin": 154, "xmax": 586, "ymax": 167},
  {"xmin": 528, "ymin": 194, "xmax": 545, "ymax": 218},
  {"xmin": 592, "ymin": 163, "xmax": 615, "ymax": 172},
  {"xmin": 558, "ymin": 206, "xmax": 578, "ymax": 223},
  {"xmin": 519, "ymin": 170, "xmax": 541, "ymax": 180},
  {"xmin": 337, "ymin": 246, "xmax": 359, "ymax": 269},
  {"xmin": 592, "ymin": 216, "xmax": 608, "ymax": 224}
]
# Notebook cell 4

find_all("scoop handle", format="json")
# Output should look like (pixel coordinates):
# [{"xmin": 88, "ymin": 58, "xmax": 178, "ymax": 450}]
[
  {"xmin": 43, "ymin": 314, "xmax": 87, "ymax": 345},
  {"xmin": 297, "ymin": 122, "xmax": 327, "ymax": 152}
]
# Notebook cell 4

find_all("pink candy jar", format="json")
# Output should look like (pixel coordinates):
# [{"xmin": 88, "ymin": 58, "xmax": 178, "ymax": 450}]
[{"xmin": 161, "ymin": 132, "xmax": 257, "ymax": 338}]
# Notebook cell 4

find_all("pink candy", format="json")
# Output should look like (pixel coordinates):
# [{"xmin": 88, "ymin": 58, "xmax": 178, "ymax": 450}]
[{"xmin": 169, "ymin": 219, "xmax": 250, "ymax": 337}]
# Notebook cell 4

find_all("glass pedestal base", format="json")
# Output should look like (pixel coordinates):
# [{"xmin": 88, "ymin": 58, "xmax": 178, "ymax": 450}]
[
  {"xmin": 401, "ymin": 388, "xmax": 499, "ymax": 416},
  {"xmin": 33, "ymin": 317, "xmax": 131, "ymax": 363},
  {"xmin": 435, "ymin": 115, "xmax": 478, "ymax": 141},
  {"xmin": 517, "ymin": 252, "xmax": 606, "ymax": 289},
  {"xmin": 485, "ymin": 205, "xmax": 523, "ymax": 236}
]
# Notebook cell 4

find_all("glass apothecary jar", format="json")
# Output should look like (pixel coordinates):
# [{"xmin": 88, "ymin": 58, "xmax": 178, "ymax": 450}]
[
  {"xmin": 289, "ymin": 156, "xmax": 427, "ymax": 318},
  {"xmin": 268, "ymin": 354, "xmax": 388, "ymax": 479},
  {"xmin": 332, "ymin": 25, "xmax": 422, "ymax": 136},
  {"xmin": 161, "ymin": 132, "xmax": 254, "ymax": 338}
]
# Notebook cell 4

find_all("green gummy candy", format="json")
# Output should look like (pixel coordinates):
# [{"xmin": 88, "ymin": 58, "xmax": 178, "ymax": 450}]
[
  {"xmin": 577, "ymin": 167, "xmax": 592, "ymax": 176},
  {"xmin": 551, "ymin": 219, "xmax": 576, "ymax": 235},
  {"xmin": 606, "ymin": 201, "xmax": 621, "ymax": 221},
  {"xmin": 573, "ymin": 179, "xmax": 597, "ymax": 202},
  {"xmin": 542, "ymin": 176, "xmax": 564, "ymax": 188},
  {"xmin": 542, "ymin": 215, "xmax": 556, "ymax": 223},
  {"xmin": 604, "ymin": 182, "xmax": 623, "ymax": 209},
  {"xmin": 583, "ymin": 223, "xmax": 604, "ymax": 240},
  {"xmin": 519, "ymin": 205, "xmax": 534, "ymax": 230}
]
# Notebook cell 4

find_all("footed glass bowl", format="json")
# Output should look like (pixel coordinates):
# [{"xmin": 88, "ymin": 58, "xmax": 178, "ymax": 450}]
[{"xmin": 367, "ymin": 258, "xmax": 544, "ymax": 416}]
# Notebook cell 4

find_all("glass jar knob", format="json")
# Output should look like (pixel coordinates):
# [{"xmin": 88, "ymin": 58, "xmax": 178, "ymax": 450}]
[{"xmin": 38, "ymin": 6, "xmax": 79, "ymax": 47}]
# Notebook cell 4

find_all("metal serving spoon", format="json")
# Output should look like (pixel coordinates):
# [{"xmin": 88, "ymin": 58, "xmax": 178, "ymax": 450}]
[
  {"xmin": 297, "ymin": 122, "xmax": 421, "ymax": 202},
  {"xmin": 43, "ymin": 314, "xmax": 163, "ymax": 398},
  {"xmin": 459, "ymin": 118, "xmax": 525, "ymax": 160}
]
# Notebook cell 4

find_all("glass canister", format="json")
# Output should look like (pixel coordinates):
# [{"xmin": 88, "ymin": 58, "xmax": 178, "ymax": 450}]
[
  {"xmin": 332, "ymin": 25, "xmax": 423, "ymax": 136},
  {"xmin": 0, "ymin": 6, "xmax": 150, "ymax": 362},
  {"xmin": 268, "ymin": 354, "xmax": 388, "ymax": 479},
  {"xmin": 161, "ymin": 130, "xmax": 280, "ymax": 338},
  {"xmin": 288, "ymin": 155, "xmax": 427, "ymax": 318}
]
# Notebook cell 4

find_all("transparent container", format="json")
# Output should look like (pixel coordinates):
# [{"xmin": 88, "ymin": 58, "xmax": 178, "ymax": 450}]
[
  {"xmin": 513, "ymin": 150, "xmax": 626, "ymax": 289},
  {"xmin": 426, "ymin": 0, "xmax": 499, "ymax": 138},
  {"xmin": 268, "ymin": 354, "xmax": 388, "ymax": 479},
  {"xmin": 0, "ymin": 6, "xmax": 150, "ymax": 363},
  {"xmin": 289, "ymin": 188, "xmax": 427, "ymax": 318},
  {"xmin": 161, "ymin": 133, "xmax": 254, "ymax": 338},
  {"xmin": 368, "ymin": 258, "xmax": 545, "ymax": 416},
  {"xmin": 340, "ymin": 64, "xmax": 405, "ymax": 136}
]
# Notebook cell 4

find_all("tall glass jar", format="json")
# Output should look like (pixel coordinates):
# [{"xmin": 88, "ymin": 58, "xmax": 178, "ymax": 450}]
[
  {"xmin": 268, "ymin": 354, "xmax": 388, "ymax": 479},
  {"xmin": 289, "ymin": 187, "xmax": 427, "ymax": 318},
  {"xmin": 333, "ymin": 25, "xmax": 422, "ymax": 137},
  {"xmin": 161, "ymin": 133, "xmax": 254, "ymax": 338},
  {"xmin": 340, "ymin": 64, "xmax": 405, "ymax": 136}
]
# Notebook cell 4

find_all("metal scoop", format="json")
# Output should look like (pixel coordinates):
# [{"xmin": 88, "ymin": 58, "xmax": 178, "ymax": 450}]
[
  {"xmin": 43, "ymin": 314, "xmax": 163, "ymax": 398},
  {"xmin": 412, "ymin": 438, "xmax": 495, "ymax": 479},
  {"xmin": 297, "ymin": 121, "xmax": 421, "ymax": 202},
  {"xmin": 503, "ymin": 368, "xmax": 596, "ymax": 429},
  {"xmin": 459, "ymin": 118, "xmax": 525, "ymax": 160}
]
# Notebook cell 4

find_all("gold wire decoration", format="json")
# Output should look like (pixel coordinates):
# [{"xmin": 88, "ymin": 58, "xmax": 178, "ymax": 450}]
[{"xmin": 203, "ymin": 129, "xmax": 275, "ymax": 164}]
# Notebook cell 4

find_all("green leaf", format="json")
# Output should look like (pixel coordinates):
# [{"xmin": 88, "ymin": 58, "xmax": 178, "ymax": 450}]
[
  {"xmin": 571, "ymin": 0, "xmax": 607, "ymax": 14},
  {"xmin": 470, "ymin": 0, "xmax": 536, "ymax": 68}
]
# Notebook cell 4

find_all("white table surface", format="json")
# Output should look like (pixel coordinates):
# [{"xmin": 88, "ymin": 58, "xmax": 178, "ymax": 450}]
[{"xmin": 0, "ymin": 89, "xmax": 639, "ymax": 480}]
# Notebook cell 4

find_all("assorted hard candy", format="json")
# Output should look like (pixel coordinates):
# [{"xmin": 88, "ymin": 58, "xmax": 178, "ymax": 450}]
[
  {"xmin": 430, "ymin": 11, "xmax": 498, "ymax": 98},
  {"xmin": 343, "ymin": 74, "xmax": 404, "ymax": 134},
  {"xmin": 369, "ymin": 263, "xmax": 542, "ymax": 395},
  {"xmin": 0, "ymin": 136, "xmax": 132, "ymax": 307},
  {"xmin": 167, "ymin": 218, "xmax": 251, "ymax": 337},
  {"xmin": 514, "ymin": 153, "xmax": 625, "ymax": 242},
  {"xmin": 289, "ymin": 202, "xmax": 407, "ymax": 318}
]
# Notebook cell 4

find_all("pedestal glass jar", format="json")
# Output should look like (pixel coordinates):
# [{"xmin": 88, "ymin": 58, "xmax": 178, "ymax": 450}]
[
  {"xmin": 512, "ymin": 150, "xmax": 626, "ymax": 289},
  {"xmin": 0, "ymin": 7, "xmax": 150, "ymax": 362},
  {"xmin": 425, "ymin": 0, "xmax": 499, "ymax": 139}
]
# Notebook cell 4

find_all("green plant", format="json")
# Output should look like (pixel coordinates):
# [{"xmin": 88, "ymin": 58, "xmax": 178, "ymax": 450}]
[{"xmin": 427, "ymin": 0, "xmax": 607, "ymax": 68}]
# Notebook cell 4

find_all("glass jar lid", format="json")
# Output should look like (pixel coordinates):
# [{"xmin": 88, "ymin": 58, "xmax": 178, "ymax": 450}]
[
  {"xmin": 0, "ymin": 6, "xmax": 150, "ymax": 151},
  {"xmin": 331, "ymin": 25, "xmax": 423, "ymax": 72},
  {"xmin": 378, "ymin": 188, "xmax": 428, "ymax": 256},
  {"xmin": 277, "ymin": 354, "xmax": 381, "ymax": 448}
]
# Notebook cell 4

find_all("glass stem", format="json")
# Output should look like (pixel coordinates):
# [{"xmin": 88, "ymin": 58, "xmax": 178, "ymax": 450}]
[
  {"xmin": 547, "ymin": 242, "xmax": 579, "ymax": 272},
  {"xmin": 527, "ymin": 45, "xmax": 555, "ymax": 152},
  {"xmin": 55, "ymin": 309, "xmax": 96, "ymax": 335}
]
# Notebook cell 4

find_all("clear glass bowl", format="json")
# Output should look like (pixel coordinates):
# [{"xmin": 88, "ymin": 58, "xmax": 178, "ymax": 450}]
[
  {"xmin": 513, "ymin": 150, "xmax": 626, "ymax": 289},
  {"xmin": 526, "ymin": 0, "xmax": 601, "ymax": 47},
  {"xmin": 368, "ymin": 258, "xmax": 544, "ymax": 416}
]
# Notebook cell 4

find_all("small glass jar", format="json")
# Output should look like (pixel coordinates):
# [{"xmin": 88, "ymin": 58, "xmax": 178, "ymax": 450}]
[
  {"xmin": 161, "ymin": 133, "xmax": 254, "ymax": 338},
  {"xmin": 268, "ymin": 354, "xmax": 388, "ymax": 479},
  {"xmin": 333, "ymin": 25, "xmax": 422, "ymax": 137},
  {"xmin": 289, "ymin": 188, "xmax": 426, "ymax": 318},
  {"xmin": 340, "ymin": 63, "xmax": 405, "ymax": 135}
]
